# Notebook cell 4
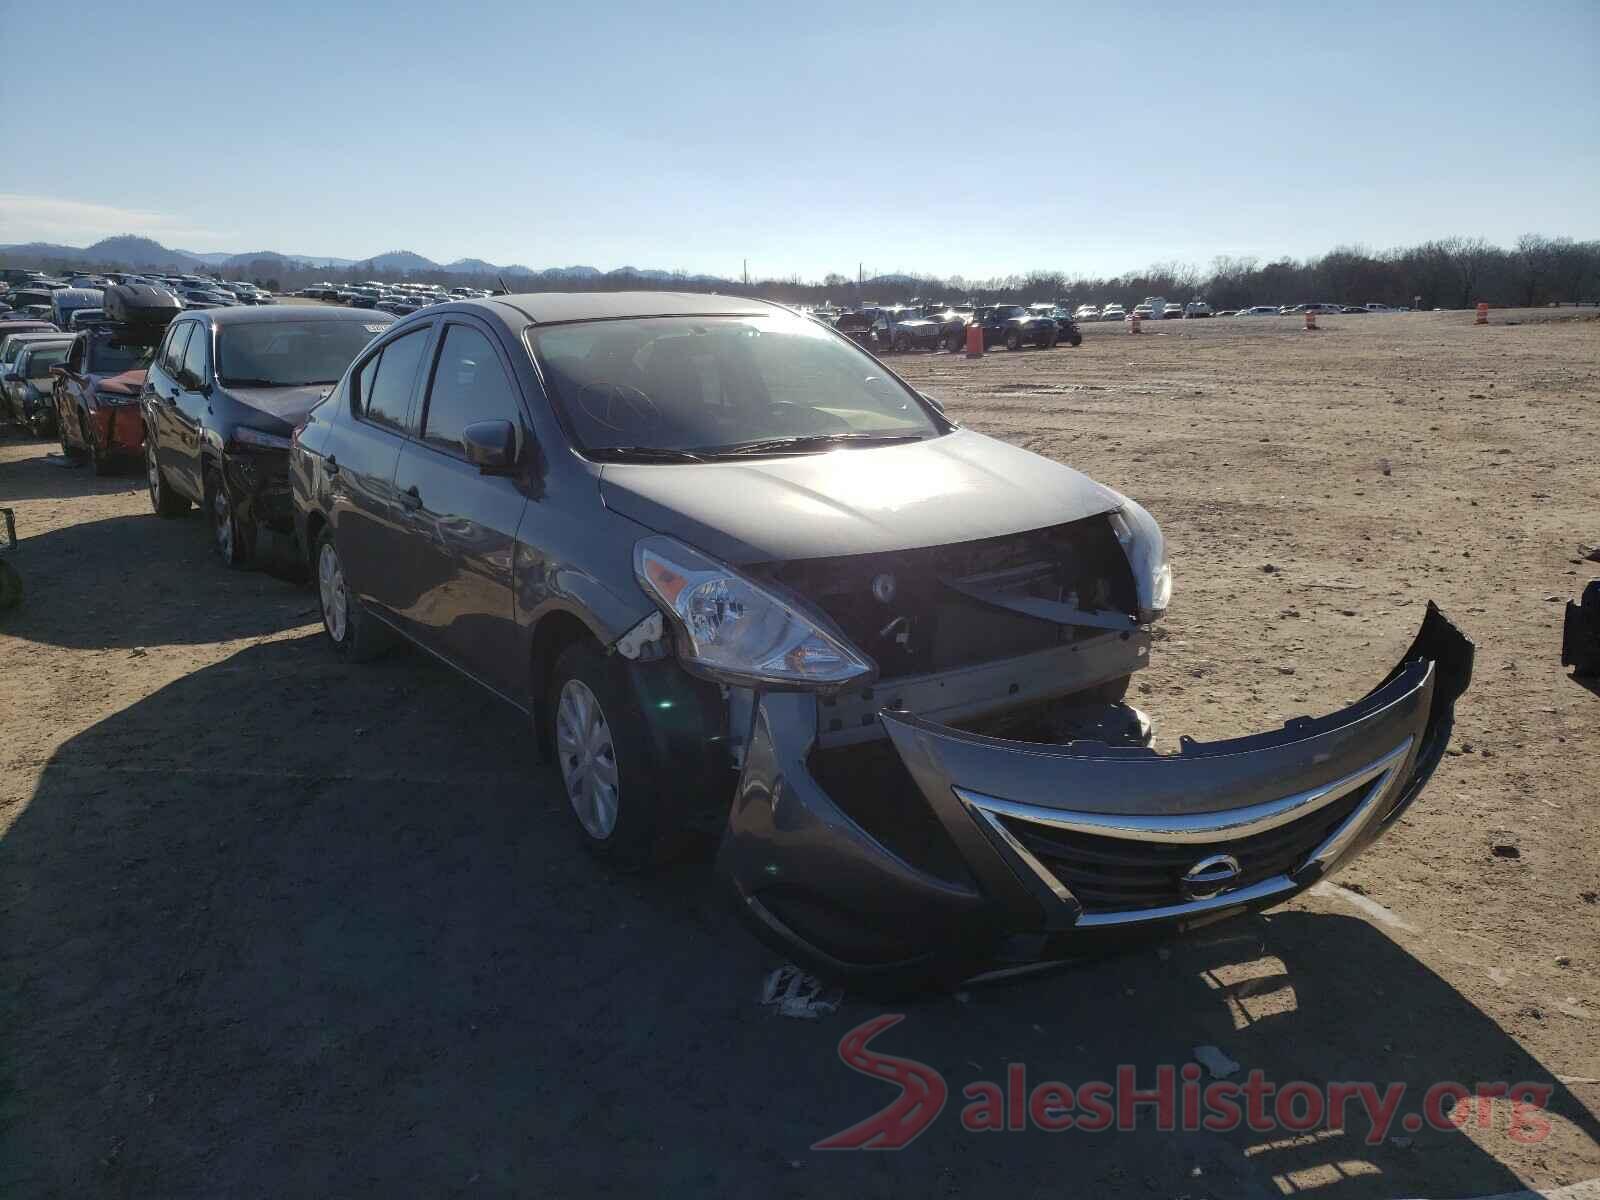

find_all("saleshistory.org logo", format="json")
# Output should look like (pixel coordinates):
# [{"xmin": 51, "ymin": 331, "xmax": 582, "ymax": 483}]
[{"xmin": 812, "ymin": 1015, "xmax": 1554, "ymax": 1151}]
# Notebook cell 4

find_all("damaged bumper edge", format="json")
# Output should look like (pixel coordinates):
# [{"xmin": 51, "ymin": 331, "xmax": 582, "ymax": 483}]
[{"xmin": 717, "ymin": 603, "xmax": 1473, "ymax": 980}]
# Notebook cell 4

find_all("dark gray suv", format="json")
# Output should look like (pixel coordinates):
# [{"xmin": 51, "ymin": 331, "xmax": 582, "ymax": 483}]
[{"xmin": 291, "ymin": 292, "xmax": 1471, "ymax": 989}]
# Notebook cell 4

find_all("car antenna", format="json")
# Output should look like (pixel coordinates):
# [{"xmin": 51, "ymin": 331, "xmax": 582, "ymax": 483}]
[{"xmin": 496, "ymin": 275, "xmax": 511, "ymax": 296}]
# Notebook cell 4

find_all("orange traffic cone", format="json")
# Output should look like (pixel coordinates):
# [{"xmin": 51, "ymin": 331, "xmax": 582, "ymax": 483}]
[
  {"xmin": 1304, "ymin": 310, "xmax": 1318, "ymax": 331},
  {"xmin": 1129, "ymin": 312, "xmax": 1142, "ymax": 334},
  {"xmin": 964, "ymin": 323, "xmax": 984, "ymax": 358},
  {"xmin": 1475, "ymin": 302, "xmax": 1489, "ymax": 325}
]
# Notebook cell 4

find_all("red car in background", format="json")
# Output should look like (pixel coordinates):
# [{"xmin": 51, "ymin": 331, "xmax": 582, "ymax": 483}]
[{"xmin": 52, "ymin": 325, "xmax": 162, "ymax": 473}]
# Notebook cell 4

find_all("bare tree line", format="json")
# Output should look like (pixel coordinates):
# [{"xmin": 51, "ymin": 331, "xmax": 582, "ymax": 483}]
[{"xmin": 10, "ymin": 234, "xmax": 1598, "ymax": 310}]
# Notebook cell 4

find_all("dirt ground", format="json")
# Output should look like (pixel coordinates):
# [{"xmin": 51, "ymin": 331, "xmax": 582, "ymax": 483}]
[{"xmin": 1, "ymin": 309, "xmax": 1596, "ymax": 1198}]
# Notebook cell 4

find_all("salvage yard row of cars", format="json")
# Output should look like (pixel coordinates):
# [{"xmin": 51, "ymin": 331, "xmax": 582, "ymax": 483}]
[{"xmin": 0, "ymin": 283, "xmax": 1474, "ymax": 989}]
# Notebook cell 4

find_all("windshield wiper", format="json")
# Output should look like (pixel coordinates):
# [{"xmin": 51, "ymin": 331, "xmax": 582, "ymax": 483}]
[
  {"xmin": 697, "ymin": 432, "xmax": 927, "ymax": 457},
  {"xmin": 586, "ymin": 445, "xmax": 709, "ymax": 464},
  {"xmin": 219, "ymin": 377, "xmax": 281, "ymax": 388}
]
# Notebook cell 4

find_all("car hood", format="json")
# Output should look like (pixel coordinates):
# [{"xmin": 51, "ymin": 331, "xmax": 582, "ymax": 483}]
[
  {"xmin": 225, "ymin": 384, "xmax": 329, "ymax": 427},
  {"xmin": 597, "ymin": 427, "xmax": 1124, "ymax": 564}
]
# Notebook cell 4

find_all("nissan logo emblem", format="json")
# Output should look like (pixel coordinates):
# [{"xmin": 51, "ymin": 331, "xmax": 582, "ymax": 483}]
[{"xmin": 1180, "ymin": 853, "xmax": 1242, "ymax": 900}]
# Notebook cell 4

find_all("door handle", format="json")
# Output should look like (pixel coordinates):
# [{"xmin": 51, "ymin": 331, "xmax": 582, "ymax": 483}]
[
  {"xmin": 325, "ymin": 455, "xmax": 340, "ymax": 477},
  {"xmin": 399, "ymin": 485, "xmax": 422, "ymax": 511},
  {"xmin": 165, "ymin": 390, "xmax": 179, "ymax": 403}
]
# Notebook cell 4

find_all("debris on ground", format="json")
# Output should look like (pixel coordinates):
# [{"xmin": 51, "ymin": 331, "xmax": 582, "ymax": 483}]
[
  {"xmin": 760, "ymin": 965, "xmax": 843, "ymax": 1020},
  {"xmin": 1492, "ymin": 843, "xmax": 1522, "ymax": 859},
  {"xmin": 1193, "ymin": 1045, "xmax": 1241, "ymax": 1079}
]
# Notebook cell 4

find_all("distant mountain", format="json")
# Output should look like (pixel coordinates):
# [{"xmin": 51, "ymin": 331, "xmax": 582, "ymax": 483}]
[
  {"xmin": 357, "ymin": 250, "xmax": 439, "ymax": 273},
  {"xmin": 0, "ymin": 236, "xmax": 725, "ymax": 285}
]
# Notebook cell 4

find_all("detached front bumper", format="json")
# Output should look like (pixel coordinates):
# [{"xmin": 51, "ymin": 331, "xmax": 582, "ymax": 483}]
[
  {"xmin": 89, "ymin": 403, "xmax": 146, "ymax": 456},
  {"xmin": 718, "ymin": 604, "xmax": 1473, "ymax": 981}
]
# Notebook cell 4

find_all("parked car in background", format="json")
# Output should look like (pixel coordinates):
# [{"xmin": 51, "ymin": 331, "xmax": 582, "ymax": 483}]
[
  {"xmin": 924, "ymin": 306, "xmax": 971, "ymax": 351},
  {"xmin": 1183, "ymin": 301, "xmax": 1214, "ymax": 318},
  {"xmin": 285, "ymin": 290, "xmax": 1473, "ymax": 987},
  {"xmin": 1073, "ymin": 304, "xmax": 1100, "ymax": 321},
  {"xmin": 180, "ymin": 288, "xmax": 234, "ymax": 309},
  {"xmin": 1100, "ymin": 304, "xmax": 1127, "ymax": 321},
  {"xmin": 973, "ymin": 304, "xmax": 1058, "ymax": 349},
  {"xmin": 142, "ymin": 306, "xmax": 395, "ymax": 565},
  {"xmin": 878, "ymin": 307, "xmax": 944, "ymax": 353},
  {"xmin": 1041, "ymin": 307, "xmax": 1083, "ymax": 346},
  {"xmin": 67, "ymin": 308, "xmax": 105, "ymax": 329},
  {"xmin": 52, "ymin": 323, "xmax": 164, "ymax": 469},
  {"xmin": 2, "ymin": 337, "xmax": 72, "ymax": 434},
  {"xmin": 1131, "ymin": 303, "xmax": 1154, "ymax": 322},
  {"xmin": 833, "ymin": 309, "xmax": 876, "ymax": 348},
  {"xmin": 1239, "ymin": 305, "xmax": 1280, "ymax": 316},
  {"xmin": 8, "ymin": 288, "xmax": 57, "ymax": 315},
  {"xmin": 1364, "ymin": 303, "xmax": 1395, "ymax": 312},
  {"xmin": 1214, "ymin": 310, "xmax": 1238, "ymax": 318}
]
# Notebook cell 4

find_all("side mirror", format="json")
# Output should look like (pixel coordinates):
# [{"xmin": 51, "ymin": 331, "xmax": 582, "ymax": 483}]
[
  {"xmin": 461, "ymin": 419, "xmax": 518, "ymax": 473},
  {"xmin": 918, "ymin": 390, "xmax": 945, "ymax": 413},
  {"xmin": 1, "ymin": 370, "xmax": 16, "ymax": 383}
]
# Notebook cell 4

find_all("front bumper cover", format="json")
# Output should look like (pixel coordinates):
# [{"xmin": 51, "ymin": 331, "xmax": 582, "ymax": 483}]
[{"xmin": 718, "ymin": 603, "xmax": 1473, "ymax": 980}]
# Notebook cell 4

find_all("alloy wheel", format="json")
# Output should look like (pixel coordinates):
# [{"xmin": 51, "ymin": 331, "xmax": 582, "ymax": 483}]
[
  {"xmin": 555, "ymin": 679, "xmax": 620, "ymax": 839},
  {"xmin": 212, "ymin": 484, "xmax": 233, "ymax": 559},
  {"xmin": 317, "ymin": 542, "xmax": 348, "ymax": 643},
  {"xmin": 146, "ymin": 442, "xmax": 161, "ymax": 508}
]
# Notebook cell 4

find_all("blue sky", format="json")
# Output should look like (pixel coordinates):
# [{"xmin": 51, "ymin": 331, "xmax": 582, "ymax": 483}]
[{"xmin": 3, "ymin": 0, "xmax": 1595, "ymax": 279}]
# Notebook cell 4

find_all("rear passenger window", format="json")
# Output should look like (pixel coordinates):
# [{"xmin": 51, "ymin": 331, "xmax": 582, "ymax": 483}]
[
  {"xmin": 163, "ymin": 323, "xmax": 193, "ymax": 375},
  {"xmin": 421, "ymin": 325, "xmax": 520, "ymax": 456},
  {"xmin": 356, "ymin": 327, "xmax": 428, "ymax": 433},
  {"xmin": 180, "ymin": 324, "xmax": 209, "ymax": 387}
]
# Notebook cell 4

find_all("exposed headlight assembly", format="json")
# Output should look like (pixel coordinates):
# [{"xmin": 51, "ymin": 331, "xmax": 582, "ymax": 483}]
[
  {"xmin": 635, "ymin": 536, "xmax": 874, "ymax": 691},
  {"xmin": 1109, "ymin": 501, "xmax": 1172, "ymax": 623}
]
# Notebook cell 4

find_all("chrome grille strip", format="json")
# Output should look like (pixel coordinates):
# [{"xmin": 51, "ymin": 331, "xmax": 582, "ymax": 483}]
[{"xmin": 954, "ymin": 737, "xmax": 1414, "ymax": 845}]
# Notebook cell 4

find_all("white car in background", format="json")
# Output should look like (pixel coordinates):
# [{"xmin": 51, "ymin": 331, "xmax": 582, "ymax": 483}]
[
  {"xmin": 1239, "ymin": 305, "xmax": 1280, "ymax": 316},
  {"xmin": 1073, "ymin": 304, "xmax": 1100, "ymax": 321},
  {"xmin": 1183, "ymin": 301, "xmax": 1214, "ymax": 318},
  {"xmin": 1101, "ymin": 304, "xmax": 1127, "ymax": 321}
]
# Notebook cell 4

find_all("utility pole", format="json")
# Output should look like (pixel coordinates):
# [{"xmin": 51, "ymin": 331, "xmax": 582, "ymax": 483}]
[{"xmin": 742, "ymin": 259, "xmax": 748, "ymax": 287}]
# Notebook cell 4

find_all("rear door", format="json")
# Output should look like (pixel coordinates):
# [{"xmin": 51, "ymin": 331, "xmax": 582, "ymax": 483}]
[
  {"xmin": 146, "ymin": 321, "xmax": 192, "ymax": 487},
  {"xmin": 170, "ymin": 322, "xmax": 212, "ymax": 499},
  {"xmin": 322, "ymin": 321, "xmax": 435, "ymax": 609},
  {"xmin": 391, "ymin": 318, "xmax": 530, "ymax": 696}
]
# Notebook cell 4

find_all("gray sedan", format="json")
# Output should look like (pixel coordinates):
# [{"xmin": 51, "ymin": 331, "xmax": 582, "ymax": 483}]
[{"xmin": 290, "ymin": 291, "xmax": 1472, "ymax": 989}]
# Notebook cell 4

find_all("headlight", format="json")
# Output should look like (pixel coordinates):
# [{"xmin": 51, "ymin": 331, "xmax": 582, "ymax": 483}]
[
  {"xmin": 230, "ymin": 426, "xmax": 293, "ymax": 451},
  {"xmin": 634, "ymin": 535, "xmax": 874, "ymax": 690},
  {"xmin": 1108, "ymin": 501, "xmax": 1171, "ymax": 623}
]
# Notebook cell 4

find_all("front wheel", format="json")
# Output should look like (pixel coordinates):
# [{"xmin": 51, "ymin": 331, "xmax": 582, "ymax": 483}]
[
  {"xmin": 893, "ymin": 333, "xmax": 911, "ymax": 354},
  {"xmin": 59, "ymin": 415, "xmax": 85, "ymax": 462},
  {"xmin": 1005, "ymin": 329, "xmax": 1023, "ymax": 351},
  {"xmin": 1069, "ymin": 333, "xmax": 1083, "ymax": 347},
  {"xmin": 548, "ymin": 641, "xmax": 671, "ymax": 869},
  {"xmin": 205, "ymin": 464, "xmax": 255, "ymax": 567}
]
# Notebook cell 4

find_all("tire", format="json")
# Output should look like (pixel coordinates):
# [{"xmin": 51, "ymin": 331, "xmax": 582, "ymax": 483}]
[
  {"xmin": 1069, "ymin": 333, "xmax": 1083, "ymax": 347},
  {"xmin": 314, "ymin": 527, "xmax": 393, "ymax": 661},
  {"xmin": 1005, "ymin": 328, "xmax": 1023, "ymax": 351},
  {"xmin": 145, "ymin": 435, "xmax": 189, "ymax": 517},
  {"xmin": 893, "ymin": 333, "xmax": 911, "ymax": 354},
  {"xmin": 89, "ymin": 423, "xmax": 116, "ymax": 476},
  {"xmin": 1039, "ymin": 329, "xmax": 1058, "ymax": 349},
  {"xmin": 548, "ymin": 640, "xmax": 670, "ymax": 870},
  {"xmin": 205, "ymin": 463, "xmax": 255, "ymax": 568},
  {"xmin": 942, "ymin": 330, "xmax": 962, "ymax": 352},
  {"xmin": 59, "ymin": 415, "xmax": 85, "ymax": 462}
]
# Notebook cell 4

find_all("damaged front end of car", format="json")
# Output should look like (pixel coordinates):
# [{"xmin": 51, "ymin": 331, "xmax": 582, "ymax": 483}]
[{"xmin": 704, "ymin": 509, "xmax": 1472, "ymax": 985}]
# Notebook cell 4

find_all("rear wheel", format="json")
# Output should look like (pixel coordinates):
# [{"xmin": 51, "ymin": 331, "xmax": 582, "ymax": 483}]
[
  {"xmin": 315, "ymin": 528, "xmax": 393, "ymax": 661},
  {"xmin": 59, "ymin": 413, "xmax": 85, "ymax": 462},
  {"xmin": 893, "ymin": 332, "xmax": 911, "ymax": 354},
  {"xmin": 1039, "ymin": 328, "xmax": 1058, "ymax": 349},
  {"xmin": 88, "ymin": 421, "xmax": 116, "ymax": 475},
  {"xmin": 1005, "ymin": 328, "xmax": 1023, "ymax": 351},
  {"xmin": 205, "ymin": 464, "xmax": 255, "ymax": 567},
  {"xmin": 548, "ymin": 641, "xmax": 671, "ymax": 870},
  {"xmin": 146, "ymin": 436, "xmax": 189, "ymax": 517}
]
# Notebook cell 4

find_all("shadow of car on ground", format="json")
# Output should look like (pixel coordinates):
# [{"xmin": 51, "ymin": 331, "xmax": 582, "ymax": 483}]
[{"xmin": 3, "ymin": 636, "xmax": 1595, "ymax": 1197}]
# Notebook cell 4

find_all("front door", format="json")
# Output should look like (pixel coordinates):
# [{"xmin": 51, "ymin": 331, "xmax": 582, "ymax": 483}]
[
  {"xmin": 146, "ymin": 321, "xmax": 192, "ymax": 488},
  {"xmin": 391, "ymin": 319, "xmax": 529, "ymax": 696}
]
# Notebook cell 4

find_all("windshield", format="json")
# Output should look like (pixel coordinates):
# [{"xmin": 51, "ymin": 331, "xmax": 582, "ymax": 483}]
[
  {"xmin": 22, "ymin": 346, "xmax": 68, "ymax": 377},
  {"xmin": 530, "ymin": 314, "xmax": 942, "ymax": 457},
  {"xmin": 995, "ymin": 306, "xmax": 1026, "ymax": 318},
  {"xmin": 87, "ymin": 333, "xmax": 160, "ymax": 375},
  {"xmin": 217, "ymin": 320, "xmax": 385, "ymax": 387}
]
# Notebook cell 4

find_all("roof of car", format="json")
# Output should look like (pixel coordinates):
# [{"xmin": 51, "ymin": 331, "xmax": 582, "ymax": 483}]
[
  {"xmin": 481, "ymin": 290, "xmax": 777, "ymax": 326},
  {"xmin": 180, "ymin": 304, "xmax": 397, "ymax": 327}
]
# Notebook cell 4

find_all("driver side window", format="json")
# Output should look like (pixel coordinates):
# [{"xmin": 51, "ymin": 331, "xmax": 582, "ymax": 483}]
[
  {"xmin": 66, "ymin": 336, "xmax": 85, "ymax": 373},
  {"xmin": 162, "ymin": 323, "xmax": 193, "ymax": 377}
]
